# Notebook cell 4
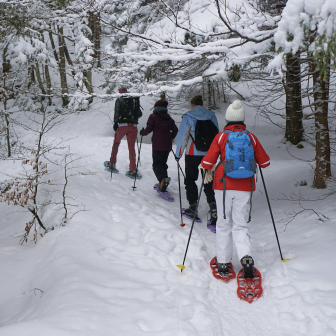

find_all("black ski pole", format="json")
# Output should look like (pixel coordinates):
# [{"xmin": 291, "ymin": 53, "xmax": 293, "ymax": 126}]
[
  {"xmin": 177, "ymin": 160, "xmax": 185, "ymax": 228},
  {"xmin": 137, "ymin": 137, "xmax": 141, "ymax": 166},
  {"xmin": 132, "ymin": 134, "xmax": 143, "ymax": 190},
  {"xmin": 177, "ymin": 172, "xmax": 206, "ymax": 272},
  {"xmin": 171, "ymin": 150, "xmax": 186, "ymax": 179},
  {"xmin": 110, "ymin": 129, "xmax": 118, "ymax": 181},
  {"xmin": 259, "ymin": 166, "xmax": 288, "ymax": 262}
]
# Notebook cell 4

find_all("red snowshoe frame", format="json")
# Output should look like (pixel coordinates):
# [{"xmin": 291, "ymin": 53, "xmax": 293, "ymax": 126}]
[
  {"xmin": 210, "ymin": 257, "xmax": 236, "ymax": 283},
  {"xmin": 237, "ymin": 268, "xmax": 263, "ymax": 303}
]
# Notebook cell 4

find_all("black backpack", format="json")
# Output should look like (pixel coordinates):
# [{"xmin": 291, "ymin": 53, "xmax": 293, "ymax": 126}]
[
  {"xmin": 192, "ymin": 119, "xmax": 218, "ymax": 151},
  {"xmin": 118, "ymin": 97, "xmax": 141, "ymax": 123}
]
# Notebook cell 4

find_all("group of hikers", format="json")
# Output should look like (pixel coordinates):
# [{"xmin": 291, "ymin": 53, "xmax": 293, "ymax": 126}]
[{"xmin": 105, "ymin": 88, "xmax": 270, "ymax": 278}]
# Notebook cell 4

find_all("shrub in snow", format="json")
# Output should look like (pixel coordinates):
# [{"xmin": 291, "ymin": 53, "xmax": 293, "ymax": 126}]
[{"xmin": 0, "ymin": 151, "xmax": 48, "ymax": 243}]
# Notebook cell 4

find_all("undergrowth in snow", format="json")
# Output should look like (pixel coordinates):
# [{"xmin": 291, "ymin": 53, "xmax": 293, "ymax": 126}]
[{"xmin": 0, "ymin": 99, "xmax": 335, "ymax": 336}]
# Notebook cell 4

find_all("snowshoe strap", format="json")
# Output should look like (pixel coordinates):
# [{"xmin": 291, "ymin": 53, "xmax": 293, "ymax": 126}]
[
  {"xmin": 248, "ymin": 177, "xmax": 253, "ymax": 223},
  {"xmin": 189, "ymin": 132, "xmax": 196, "ymax": 144},
  {"xmin": 218, "ymin": 158, "xmax": 227, "ymax": 219},
  {"xmin": 223, "ymin": 175, "xmax": 226, "ymax": 220},
  {"xmin": 216, "ymin": 158, "xmax": 223, "ymax": 175}
]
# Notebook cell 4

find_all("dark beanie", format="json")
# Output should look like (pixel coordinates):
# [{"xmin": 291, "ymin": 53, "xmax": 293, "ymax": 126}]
[
  {"xmin": 119, "ymin": 87, "xmax": 128, "ymax": 93},
  {"xmin": 191, "ymin": 95, "xmax": 203, "ymax": 106},
  {"xmin": 154, "ymin": 100, "xmax": 168, "ymax": 108}
]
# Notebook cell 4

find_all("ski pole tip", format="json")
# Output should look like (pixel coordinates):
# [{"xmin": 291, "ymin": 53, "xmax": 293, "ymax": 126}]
[
  {"xmin": 180, "ymin": 223, "xmax": 185, "ymax": 227},
  {"xmin": 281, "ymin": 258, "xmax": 291, "ymax": 262},
  {"xmin": 176, "ymin": 264, "xmax": 185, "ymax": 270}
]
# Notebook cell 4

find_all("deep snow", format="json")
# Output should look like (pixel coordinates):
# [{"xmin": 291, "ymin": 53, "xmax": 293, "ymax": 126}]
[{"xmin": 0, "ymin": 98, "xmax": 336, "ymax": 336}]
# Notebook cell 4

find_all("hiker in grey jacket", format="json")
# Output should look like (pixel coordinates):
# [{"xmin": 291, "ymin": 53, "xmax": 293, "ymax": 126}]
[{"xmin": 175, "ymin": 95, "xmax": 219, "ymax": 225}]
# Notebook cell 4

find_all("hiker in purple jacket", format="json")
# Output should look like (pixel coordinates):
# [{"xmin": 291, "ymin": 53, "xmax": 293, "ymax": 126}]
[{"xmin": 140, "ymin": 100, "xmax": 178, "ymax": 192}]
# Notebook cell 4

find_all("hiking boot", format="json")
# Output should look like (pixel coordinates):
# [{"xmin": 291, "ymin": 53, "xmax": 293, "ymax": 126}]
[
  {"xmin": 125, "ymin": 170, "xmax": 142, "ymax": 180},
  {"xmin": 240, "ymin": 255, "xmax": 255, "ymax": 278},
  {"xmin": 183, "ymin": 203, "xmax": 198, "ymax": 217},
  {"xmin": 182, "ymin": 203, "xmax": 202, "ymax": 222},
  {"xmin": 208, "ymin": 202, "xmax": 217, "ymax": 226},
  {"xmin": 215, "ymin": 259, "xmax": 231, "ymax": 275},
  {"xmin": 104, "ymin": 161, "xmax": 119, "ymax": 173},
  {"xmin": 159, "ymin": 177, "xmax": 171, "ymax": 192}
]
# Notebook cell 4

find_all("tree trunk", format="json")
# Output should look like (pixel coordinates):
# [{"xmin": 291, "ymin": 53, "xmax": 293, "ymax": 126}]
[
  {"xmin": 285, "ymin": 52, "xmax": 303, "ymax": 145},
  {"xmin": 41, "ymin": 33, "xmax": 51, "ymax": 99},
  {"xmin": 27, "ymin": 65, "xmax": 36, "ymax": 89},
  {"xmin": 94, "ymin": 13, "xmax": 101, "ymax": 68},
  {"xmin": 2, "ymin": 50, "xmax": 11, "ymax": 157},
  {"xmin": 207, "ymin": 80, "xmax": 212, "ymax": 109},
  {"xmin": 49, "ymin": 31, "xmax": 59, "ymax": 63},
  {"xmin": 35, "ymin": 63, "xmax": 46, "ymax": 94},
  {"xmin": 44, "ymin": 64, "xmax": 51, "ymax": 97},
  {"xmin": 57, "ymin": 26, "xmax": 69, "ymax": 106},
  {"xmin": 63, "ymin": 37, "xmax": 73, "ymax": 67},
  {"xmin": 84, "ymin": 69, "xmax": 93, "ymax": 104},
  {"xmin": 88, "ymin": 11, "xmax": 101, "ymax": 67},
  {"xmin": 83, "ymin": 73, "xmax": 92, "ymax": 95},
  {"xmin": 312, "ymin": 57, "xmax": 331, "ymax": 189},
  {"xmin": 3, "ymin": 96, "xmax": 11, "ymax": 157},
  {"xmin": 222, "ymin": 81, "xmax": 226, "ymax": 103},
  {"xmin": 5, "ymin": 113, "xmax": 11, "ymax": 157}
]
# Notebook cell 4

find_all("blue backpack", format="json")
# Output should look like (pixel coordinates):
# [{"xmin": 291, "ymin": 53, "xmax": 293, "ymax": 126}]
[
  {"xmin": 219, "ymin": 130, "xmax": 256, "ymax": 222},
  {"xmin": 223, "ymin": 130, "xmax": 256, "ymax": 178}
]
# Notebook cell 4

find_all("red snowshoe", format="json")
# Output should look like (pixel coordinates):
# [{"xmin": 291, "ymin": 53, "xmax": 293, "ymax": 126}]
[
  {"xmin": 210, "ymin": 257, "xmax": 236, "ymax": 283},
  {"xmin": 237, "ymin": 256, "xmax": 263, "ymax": 303}
]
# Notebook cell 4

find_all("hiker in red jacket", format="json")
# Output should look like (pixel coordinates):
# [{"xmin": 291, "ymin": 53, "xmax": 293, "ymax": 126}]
[
  {"xmin": 200, "ymin": 100, "xmax": 270, "ymax": 275},
  {"xmin": 140, "ymin": 100, "xmax": 178, "ymax": 191}
]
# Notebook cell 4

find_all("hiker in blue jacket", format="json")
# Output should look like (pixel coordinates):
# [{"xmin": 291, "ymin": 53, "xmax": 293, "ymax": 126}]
[{"xmin": 175, "ymin": 95, "xmax": 219, "ymax": 225}]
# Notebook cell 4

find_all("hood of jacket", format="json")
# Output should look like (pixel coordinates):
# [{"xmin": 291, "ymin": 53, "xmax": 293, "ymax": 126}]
[
  {"xmin": 185, "ymin": 105, "xmax": 216, "ymax": 120},
  {"xmin": 224, "ymin": 123, "xmax": 246, "ymax": 132}
]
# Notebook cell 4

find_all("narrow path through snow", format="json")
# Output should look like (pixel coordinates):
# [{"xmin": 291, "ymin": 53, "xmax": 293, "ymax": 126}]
[{"xmin": 61, "ymin": 134, "xmax": 283, "ymax": 335}]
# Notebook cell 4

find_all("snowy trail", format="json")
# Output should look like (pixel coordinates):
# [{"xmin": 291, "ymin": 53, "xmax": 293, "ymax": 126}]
[
  {"xmin": 53, "ymin": 133, "xmax": 283, "ymax": 335},
  {"xmin": 196, "ymin": 225, "xmax": 281, "ymax": 336},
  {"xmin": 1, "ymin": 107, "xmax": 336, "ymax": 335}
]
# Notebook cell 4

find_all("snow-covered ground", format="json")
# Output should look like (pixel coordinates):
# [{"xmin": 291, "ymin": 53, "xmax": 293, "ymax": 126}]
[{"xmin": 0, "ymin": 99, "xmax": 336, "ymax": 336}]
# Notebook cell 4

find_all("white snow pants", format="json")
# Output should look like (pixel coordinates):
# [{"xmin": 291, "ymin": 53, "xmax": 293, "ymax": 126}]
[{"xmin": 215, "ymin": 190, "xmax": 253, "ymax": 263}]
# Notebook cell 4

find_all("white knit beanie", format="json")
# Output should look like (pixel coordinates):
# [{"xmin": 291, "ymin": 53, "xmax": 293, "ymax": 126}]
[{"xmin": 225, "ymin": 100, "xmax": 245, "ymax": 123}]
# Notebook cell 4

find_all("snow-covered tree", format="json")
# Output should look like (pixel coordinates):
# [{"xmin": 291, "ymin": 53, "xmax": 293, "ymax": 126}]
[{"xmin": 271, "ymin": 0, "xmax": 336, "ymax": 188}]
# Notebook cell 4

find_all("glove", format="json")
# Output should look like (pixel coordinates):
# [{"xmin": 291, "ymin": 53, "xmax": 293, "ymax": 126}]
[
  {"xmin": 113, "ymin": 123, "xmax": 118, "ymax": 131},
  {"xmin": 199, "ymin": 163, "xmax": 216, "ymax": 184},
  {"xmin": 140, "ymin": 128, "xmax": 145, "ymax": 136}
]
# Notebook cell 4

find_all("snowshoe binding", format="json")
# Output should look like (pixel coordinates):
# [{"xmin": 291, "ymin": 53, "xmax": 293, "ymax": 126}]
[
  {"xmin": 125, "ymin": 170, "xmax": 142, "ymax": 180},
  {"xmin": 207, "ymin": 202, "xmax": 217, "ymax": 233},
  {"xmin": 210, "ymin": 257, "xmax": 236, "ymax": 283},
  {"xmin": 237, "ymin": 256, "xmax": 263, "ymax": 303},
  {"xmin": 154, "ymin": 181, "xmax": 174, "ymax": 202},
  {"xmin": 104, "ymin": 161, "xmax": 119, "ymax": 174},
  {"xmin": 159, "ymin": 177, "xmax": 171, "ymax": 192},
  {"xmin": 182, "ymin": 204, "xmax": 202, "ymax": 223}
]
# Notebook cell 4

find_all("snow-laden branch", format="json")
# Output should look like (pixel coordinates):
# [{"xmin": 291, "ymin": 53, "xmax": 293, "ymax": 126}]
[{"xmin": 271, "ymin": 0, "xmax": 336, "ymax": 72}]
